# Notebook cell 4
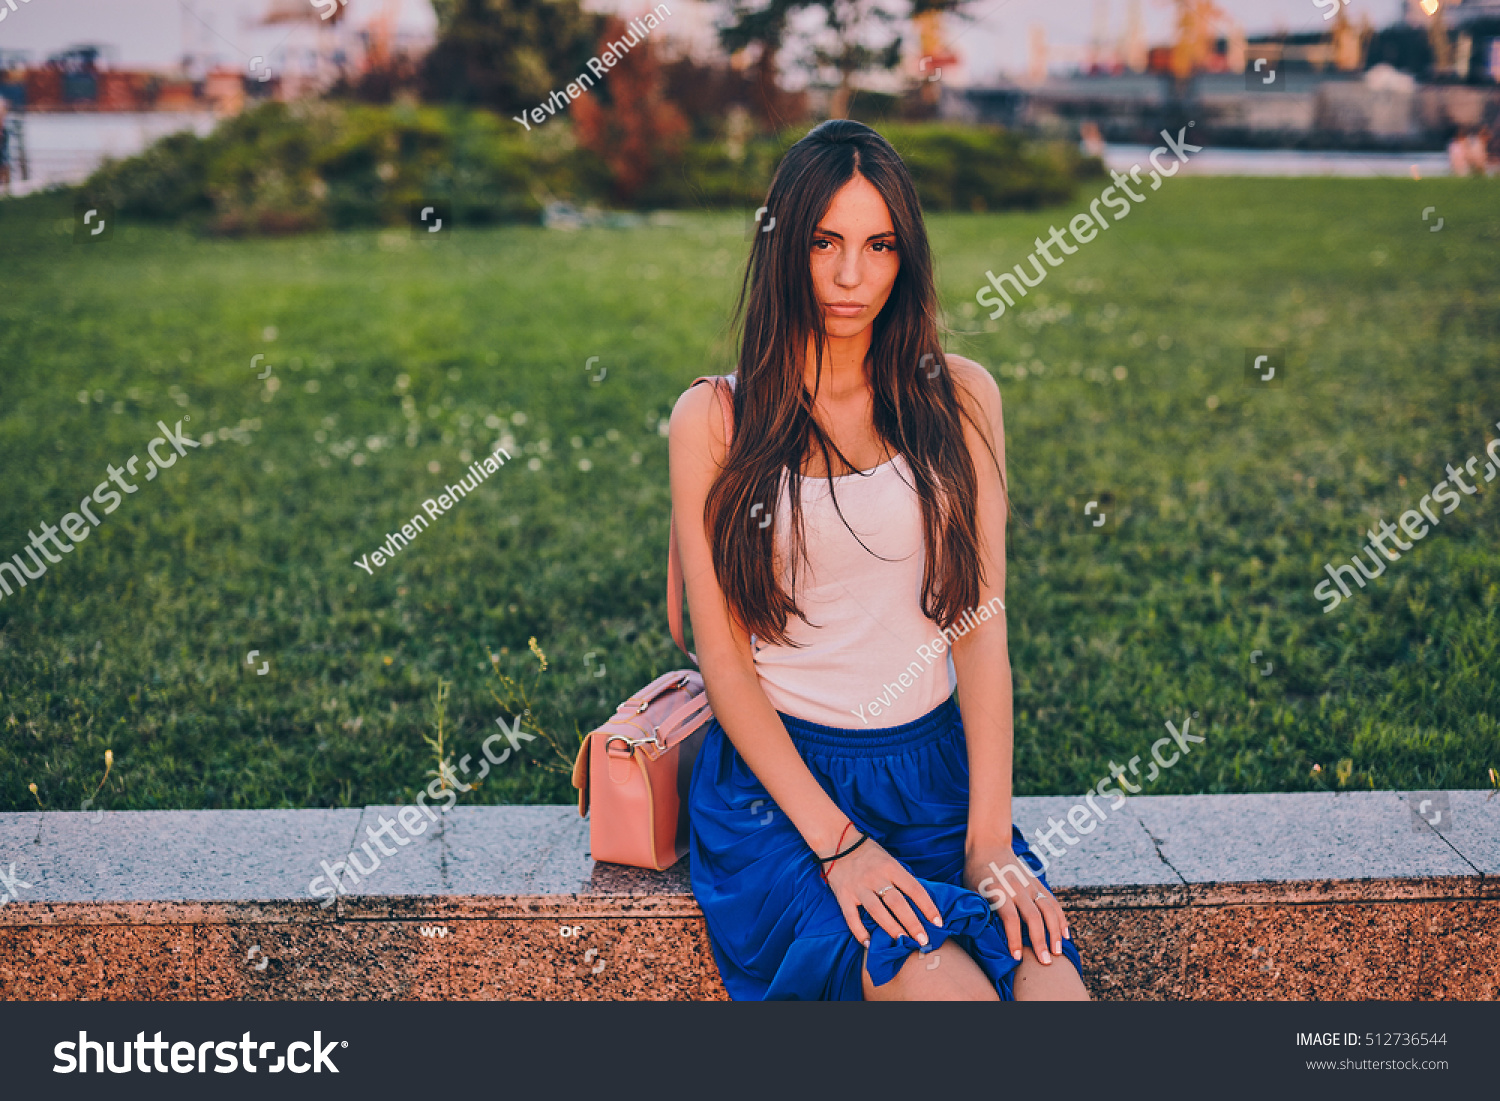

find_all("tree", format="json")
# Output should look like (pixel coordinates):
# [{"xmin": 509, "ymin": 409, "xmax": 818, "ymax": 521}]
[
  {"xmin": 571, "ymin": 16, "xmax": 689, "ymax": 205},
  {"xmin": 422, "ymin": 0, "xmax": 603, "ymax": 113},
  {"xmin": 659, "ymin": 55, "xmax": 806, "ymax": 138},
  {"xmin": 718, "ymin": 0, "xmax": 969, "ymax": 119}
]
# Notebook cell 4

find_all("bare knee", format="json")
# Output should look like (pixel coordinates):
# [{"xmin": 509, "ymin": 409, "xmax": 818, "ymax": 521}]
[
  {"xmin": 1011, "ymin": 945, "xmax": 1090, "ymax": 1001},
  {"xmin": 863, "ymin": 944, "xmax": 999, "ymax": 1002}
]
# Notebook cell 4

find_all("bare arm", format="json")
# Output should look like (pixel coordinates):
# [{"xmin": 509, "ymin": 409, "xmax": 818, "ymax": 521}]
[
  {"xmin": 667, "ymin": 381, "xmax": 941, "ymax": 945},
  {"xmin": 944, "ymin": 357, "xmax": 1014, "ymax": 846},
  {"xmin": 668, "ymin": 382, "xmax": 852, "ymax": 855},
  {"xmin": 945, "ymin": 356, "xmax": 1069, "ymax": 962}
]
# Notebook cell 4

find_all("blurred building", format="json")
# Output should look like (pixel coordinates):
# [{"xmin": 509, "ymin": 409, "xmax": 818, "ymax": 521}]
[
  {"xmin": 0, "ymin": 0, "xmax": 440, "ymax": 115},
  {"xmin": 945, "ymin": 0, "xmax": 1500, "ymax": 149}
]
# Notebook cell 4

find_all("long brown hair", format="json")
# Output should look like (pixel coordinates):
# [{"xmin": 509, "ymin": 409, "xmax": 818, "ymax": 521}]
[{"xmin": 705, "ymin": 119, "xmax": 1004, "ymax": 646}]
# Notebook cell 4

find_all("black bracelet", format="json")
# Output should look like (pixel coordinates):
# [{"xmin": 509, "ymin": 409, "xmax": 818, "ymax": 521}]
[{"xmin": 817, "ymin": 831, "xmax": 868, "ymax": 863}]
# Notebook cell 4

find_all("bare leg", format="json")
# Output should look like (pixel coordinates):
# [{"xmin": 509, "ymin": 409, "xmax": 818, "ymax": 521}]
[
  {"xmin": 1011, "ymin": 944, "xmax": 1090, "ymax": 1001},
  {"xmin": 861, "ymin": 941, "xmax": 999, "ymax": 1002}
]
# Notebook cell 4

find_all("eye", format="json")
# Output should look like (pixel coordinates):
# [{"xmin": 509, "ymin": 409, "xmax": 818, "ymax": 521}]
[
  {"xmin": 871, "ymin": 239, "xmax": 896, "ymax": 253},
  {"xmin": 812, "ymin": 237, "xmax": 834, "ymax": 251}
]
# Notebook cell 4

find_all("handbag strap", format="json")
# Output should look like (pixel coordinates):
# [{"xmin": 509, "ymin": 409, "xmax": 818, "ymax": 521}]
[
  {"xmin": 656, "ymin": 691, "xmax": 715, "ymax": 747},
  {"xmin": 668, "ymin": 374, "xmax": 735, "ymax": 662}
]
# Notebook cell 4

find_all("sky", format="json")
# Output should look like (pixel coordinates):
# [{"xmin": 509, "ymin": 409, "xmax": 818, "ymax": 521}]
[{"xmin": 0, "ymin": 0, "xmax": 1417, "ymax": 83}]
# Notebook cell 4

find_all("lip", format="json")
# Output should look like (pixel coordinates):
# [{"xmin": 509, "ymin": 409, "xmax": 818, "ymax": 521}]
[{"xmin": 824, "ymin": 302, "xmax": 867, "ymax": 317}]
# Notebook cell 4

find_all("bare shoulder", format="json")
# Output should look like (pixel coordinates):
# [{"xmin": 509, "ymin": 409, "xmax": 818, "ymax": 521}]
[
  {"xmin": 943, "ymin": 353, "xmax": 1003, "ymax": 427},
  {"xmin": 668, "ymin": 377, "xmax": 730, "ymax": 470}
]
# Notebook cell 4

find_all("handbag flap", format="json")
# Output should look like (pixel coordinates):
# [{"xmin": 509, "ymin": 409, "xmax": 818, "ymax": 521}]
[
  {"xmin": 615, "ymin": 668, "xmax": 703, "ymax": 716},
  {"xmin": 571, "ymin": 732, "xmax": 592, "ymax": 816},
  {"xmin": 595, "ymin": 676, "xmax": 713, "ymax": 762}
]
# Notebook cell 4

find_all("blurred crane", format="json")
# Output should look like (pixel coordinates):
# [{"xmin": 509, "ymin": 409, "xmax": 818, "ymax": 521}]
[
  {"xmin": 1165, "ymin": 0, "xmax": 1230, "ymax": 82},
  {"xmin": 364, "ymin": 0, "xmax": 403, "ymax": 72},
  {"xmin": 913, "ymin": 9, "xmax": 958, "ymax": 105}
]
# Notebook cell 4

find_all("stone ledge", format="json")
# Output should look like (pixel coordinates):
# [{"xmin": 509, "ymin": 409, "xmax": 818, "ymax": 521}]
[{"xmin": 1, "ymin": 791, "xmax": 1495, "ymax": 1000}]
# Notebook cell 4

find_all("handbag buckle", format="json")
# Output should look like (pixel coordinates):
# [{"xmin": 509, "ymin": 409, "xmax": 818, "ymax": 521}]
[
  {"xmin": 633, "ymin": 674, "xmax": 692, "ymax": 714},
  {"xmin": 605, "ymin": 727, "xmax": 667, "ymax": 754}
]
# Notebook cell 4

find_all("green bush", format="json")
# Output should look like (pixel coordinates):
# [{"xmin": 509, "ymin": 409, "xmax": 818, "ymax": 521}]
[
  {"xmin": 633, "ymin": 138, "xmax": 780, "ymax": 209},
  {"xmin": 83, "ymin": 128, "xmax": 215, "ymax": 220},
  {"xmin": 617, "ymin": 124, "xmax": 1104, "ymax": 214},
  {"xmin": 81, "ymin": 105, "xmax": 1104, "ymax": 232},
  {"xmin": 878, "ymin": 124, "xmax": 1105, "ymax": 212},
  {"xmin": 87, "ymin": 101, "xmax": 576, "ymax": 233}
]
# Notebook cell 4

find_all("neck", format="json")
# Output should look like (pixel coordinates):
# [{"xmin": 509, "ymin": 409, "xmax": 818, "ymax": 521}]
[{"xmin": 801, "ymin": 329, "xmax": 872, "ymax": 401}]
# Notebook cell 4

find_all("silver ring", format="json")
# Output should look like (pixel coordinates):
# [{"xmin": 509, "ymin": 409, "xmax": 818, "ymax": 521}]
[
  {"xmin": 876, "ymin": 885, "xmax": 895, "ymax": 898},
  {"xmin": 1034, "ymin": 891, "xmax": 1047, "ymax": 902}
]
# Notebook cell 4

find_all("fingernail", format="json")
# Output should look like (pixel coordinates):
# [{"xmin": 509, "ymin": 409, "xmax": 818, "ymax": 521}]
[
  {"xmin": 918, "ymin": 934, "xmax": 929, "ymax": 946},
  {"xmin": 1054, "ymin": 940, "xmax": 1062, "ymax": 954},
  {"xmin": 934, "ymin": 915, "xmax": 944, "ymax": 926},
  {"xmin": 1012, "ymin": 950, "xmax": 1023, "ymax": 960},
  {"xmin": 1041, "ymin": 951, "xmax": 1052, "ymax": 963}
]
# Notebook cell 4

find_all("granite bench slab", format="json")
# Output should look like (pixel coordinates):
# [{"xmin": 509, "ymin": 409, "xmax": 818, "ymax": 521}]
[{"xmin": 2, "ymin": 791, "xmax": 1495, "ymax": 1000}]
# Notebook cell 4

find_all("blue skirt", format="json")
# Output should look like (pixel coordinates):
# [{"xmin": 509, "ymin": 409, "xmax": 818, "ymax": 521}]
[{"xmin": 687, "ymin": 696, "xmax": 1085, "ymax": 1000}]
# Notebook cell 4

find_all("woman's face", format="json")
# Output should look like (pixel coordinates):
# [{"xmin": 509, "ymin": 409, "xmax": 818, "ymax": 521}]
[{"xmin": 809, "ymin": 172, "xmax": 900, "ymax": 341}]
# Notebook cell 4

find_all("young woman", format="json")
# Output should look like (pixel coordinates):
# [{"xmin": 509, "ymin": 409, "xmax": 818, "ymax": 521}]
[{"xmin": 668, "ymin": 120, "xmax": 1089, "ymax": 1001}]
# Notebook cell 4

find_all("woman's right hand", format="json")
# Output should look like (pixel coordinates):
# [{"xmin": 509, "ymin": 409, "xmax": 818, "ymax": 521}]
[{"xmin": 823, "ymin": 834, "xmax": 943, "ymax": 948}]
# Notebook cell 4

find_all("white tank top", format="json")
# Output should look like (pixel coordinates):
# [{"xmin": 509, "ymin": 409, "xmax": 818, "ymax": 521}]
[{"xmin": 750, "ymin": 452, "xmax": 960, "ymax": 729}]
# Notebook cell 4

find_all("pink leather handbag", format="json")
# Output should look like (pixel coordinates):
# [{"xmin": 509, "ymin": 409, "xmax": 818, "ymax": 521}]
[{"xmin": 570, "ymin": 374, "xmax": 735, "ymax": 869}]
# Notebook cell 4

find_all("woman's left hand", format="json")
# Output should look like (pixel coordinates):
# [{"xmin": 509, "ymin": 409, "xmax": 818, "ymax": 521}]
[{"xmin": 963, "ymin": 848, "xmax": 1069, "ymax": 964}]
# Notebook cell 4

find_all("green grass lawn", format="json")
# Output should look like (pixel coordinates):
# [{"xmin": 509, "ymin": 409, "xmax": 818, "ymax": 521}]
[{"xmin": 1, "ymin": 177, "xmax": 1497, "ymax": 814}]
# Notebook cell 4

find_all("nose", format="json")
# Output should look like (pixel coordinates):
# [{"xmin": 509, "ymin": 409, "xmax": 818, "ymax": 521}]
[{"xmin": 834, "ymin": 245, "xmax": 862, "ymax": 289}]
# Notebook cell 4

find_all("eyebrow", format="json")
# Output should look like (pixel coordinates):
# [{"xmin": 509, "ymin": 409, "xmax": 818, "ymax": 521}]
[{"xmin": 812, "ymin": 228, "xmax": 897, "ymax": 242}]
